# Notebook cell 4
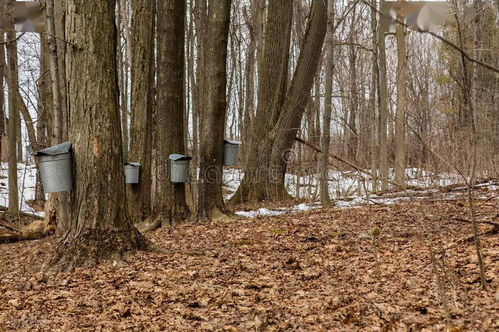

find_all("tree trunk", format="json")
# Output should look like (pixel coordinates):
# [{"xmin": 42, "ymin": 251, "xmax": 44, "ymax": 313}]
[
  {"xmin": 320, "ymin": 0, "xmax": 334, "ymax": 207},
  {"xmin": 369, "ymin": 0, "xmax": 379, "ymax": 192},
  {"xmin": 128, "ymin": 0, "xmax": 155, "ymax": 224},
  {"xmin": 16, "ymin": 98, "xmax": 21, "ymax": 162},
  {"xmin": 347, "ymin": 35, "xmax": 358, "ymax": 162},
  {"xmin": 46, "ymin": 0, "xmax": 63, "ymax": 144},
  {"xmin": 187, "ymin": 0, "xmax": 195, "ymax": 154},
  {"xmin": 186, "ymin": 0, "xmax": 197, "ymax": 211},
  {"xmin": 192, "ymin": 0, "xmax": 208, "ymax": 212},
  {"xmin": 0, "ymin": 33, "xmax": 5, "ymax": 161},
  {"xmin": 267, "ymin": 0, "xmax": 327, "ymax": 197},
  {"xmin": 196, "ymin": 0, "xmax": 232, "ymax": 221},
  {"xmin": 54, "ymin": 0, "xmax": 68, "ymax": 139},
  {"xmin": 307, "ymin": 75, "xmax": 320, "ymax": 164},
  {"xmin": 50, "ymin": 0, "xmax": 148, "ymax": 271},
  {"xmin": 241, "ymin": 0, "xmax": 264, "ymax": 169},
  {"xmin": 394, "ymin": 7, "xmax": 407, "ymax": 186},
  {"xmin": 45, "ymin": 0, "xmax": 70, "ymax": 234},
  {"xmin": 230, "ymin": 0, "xmax": 327, "ymax": 204},
  {"xmin": 229, "ymin": 0, "xmax": 293, "ymax": 204},
  {"xmin": 35, "ymin": 34, "xmax": 52, "ymax": 204},
  {"xmin": 154, "ymin": 0, "xmax": 190, "ymax": 225},
  {"xmin": 34, "ymin": 111, "xmax": 47, "ymax": 203},
  {"xmin": 15, "ymin": 90, "xmax": 37, "ymax": 153},
  {"xmin": 6, "ymin": 0, "xmax": 19, "ymax": 218},
  {"xmin": 377, "ymin": 0, "xmax": 389, "ymax": 190},
  {"xmin": 118, "ymin": 0, "xmax": 130, "ymax": 160}
]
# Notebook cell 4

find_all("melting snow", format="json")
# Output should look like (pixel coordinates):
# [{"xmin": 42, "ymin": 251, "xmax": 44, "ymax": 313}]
[{"xmin": 0, "ymin": 163, "xmax": 495, "ymax": 220}]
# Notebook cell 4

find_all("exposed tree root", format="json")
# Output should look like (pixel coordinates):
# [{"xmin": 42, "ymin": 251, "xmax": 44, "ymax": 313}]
[
  {"xmin": 228, "ymin": 182, "xmax": 293, "ymax": 206},
  {"xmin": 196, "ymin": 207, "xmax": 237, "ymax": 223},
  {"xmin": 48, "ymin": 228, "xmax": 151, "ymax": 272},
  {"xmin": 207, "ymin": 207, "xmax": 231, "ymax": 222},
  {"xmin": 136, "ymin": 210, "xmax": 192, "ymax": 233},
  {"xmin": 136, "ymin": 216, "xmax": 162, "ymax": 233}
]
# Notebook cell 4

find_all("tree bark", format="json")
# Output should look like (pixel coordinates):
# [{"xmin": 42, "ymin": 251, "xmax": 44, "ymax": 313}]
[
  {"xmin": 191, "ymin": 0, "xmax": 208, "ymax": 211},
  {"xmin": 320, "ymin": 0, "xmax": 334, "ymax": 207},
  {"xmin": 45, "ymin": 0, "xmax": 70, "ymax": 234},
  {"xmin": 54, "ymin": 0, "xmax": 68, "ymax": 139},
  {"xmin": 193, "ymin": 0, "xmax": 208, "ymax": 150},
  {"xmin": 50, "ymin": 0, "xmax": 148, "ymax": 271},
  {"xmin": 347, "ymin": 57, "xmax": 358, "ymax": 162},
  {"xmin": 394, "ymin": 7, "xmax": 407, "ymax": 186},
  {"xmin": 154, "ymin": 0, "xmax": 190, "ymax": 225},
  {"xmin": 377, "ymin": 0, "xmax": 389, "ymax": 190},
  {"xmin": 127, "ymin": 0, "xmax": 155, "ymax": 224},
  {"xmin": 241, "ymin": 0, "xmax": 264, "ymax": 169},
  {"xmin": 0, "ymin": 33, "xmax": 5, "ymax": 160},
  {"xmin": 6, "ymin": 0, "xmax": 19, "ymax": 218},
  {"xmin": 35, "ymin": 34, "xmax": 52, "ymax": 203},
  {"xmin": 196, "ymin": 0, "xmax": 232, "ymax": 221},
  {"xmin": 369, "ymin": 0, "xmax": 379, "ymax": 191},
  {"xmin": 46, "ymin": 0, "xmax": 63, "ymax": 144},
  {"xmin": 117, "ymin": 0, "xmax": 130, "ymax": 160},
  {"xmin": 347, "ymin": 4, "xmax": 358, "ymax": 162},
  {"xmin": 15, "ymin": 90, "xmax": 37, "ymax": 152}
]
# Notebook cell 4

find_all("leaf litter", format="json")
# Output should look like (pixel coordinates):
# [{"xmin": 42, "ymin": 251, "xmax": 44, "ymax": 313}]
[{"xmin": 0, "ymin": 194, "xmax": 497, "ymax": 331}]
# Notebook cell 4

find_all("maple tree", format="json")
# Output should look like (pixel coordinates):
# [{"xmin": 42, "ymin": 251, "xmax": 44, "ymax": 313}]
[{"xmin": 0, "ymin": 0, "xmax": 497, "ymax": 329}]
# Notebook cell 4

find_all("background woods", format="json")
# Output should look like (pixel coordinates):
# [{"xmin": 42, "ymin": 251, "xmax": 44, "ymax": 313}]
[
  {"xmin": 0, "ymin": 1, "xmax": 497, "ymax": 330},
  {"xmin": 0, "ymin": 0, "xmax": 496, "ymax": 273}
]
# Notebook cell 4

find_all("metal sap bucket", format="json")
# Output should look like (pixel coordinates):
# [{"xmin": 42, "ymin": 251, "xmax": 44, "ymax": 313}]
[
  {"xmin": 124, "ymin": 162, "xmax": 140, "ymax": 184},
  {"xmin": 223, "ymin": 139, "xmax": 241, "ymax": 166},
  {"xmin": 34, "ymin": 142, "xmax": 73, "ymax": 194},
  {"xmin": 169, "ymin": 154, "xmax": 192, "ymax": 183}
]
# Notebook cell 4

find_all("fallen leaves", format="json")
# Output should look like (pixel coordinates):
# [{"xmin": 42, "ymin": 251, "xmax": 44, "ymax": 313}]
[{"xmin": 0, "ymin": 196, "xmax": 498, "ymax": 331}]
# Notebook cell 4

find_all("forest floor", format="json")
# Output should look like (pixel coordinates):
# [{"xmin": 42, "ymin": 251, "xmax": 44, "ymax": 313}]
[{"xmin": 0, "ymin": 191, "xmax": 498, "ymax": 331}]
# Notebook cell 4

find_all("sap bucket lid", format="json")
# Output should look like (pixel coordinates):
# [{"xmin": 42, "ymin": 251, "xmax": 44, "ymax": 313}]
[
  {"xmin": 34, "ymin": 141, "xmax": 72, "ymax": 156},
  {"xmin": 224, "ymin": 139, "xmax": 241, "ymax": 145},
  {"xmin": 124, "ymin": 162, "xmax": 141, "ymax": 167},
  {"xmin": 169, "ymin": 154, "xmax": 192, "ymax": 161}
]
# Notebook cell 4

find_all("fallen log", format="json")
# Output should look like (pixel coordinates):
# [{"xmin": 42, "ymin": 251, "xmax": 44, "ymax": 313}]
[
  {"xmin": 0, "ymin": 205, "xmax": 43, "ymax": 220},
  {"xmin": 451, "ymin": 217, "xmax": 499, "ymax": 228},
  {"xmin": 0, "ymin": 220, "xmax": 55, "ymax": 244},
  {"xmin": 0, "ymin": 222, "xmax": 17, "ymax": 232},
  {"xmin": 0, "ymin": 231, "xmax": 21, "ymax": 243}
]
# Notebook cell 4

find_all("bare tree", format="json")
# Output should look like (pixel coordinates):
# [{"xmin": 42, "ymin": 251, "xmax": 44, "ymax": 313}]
[
  {"xmin": 45, "ymin": 0, "xmax": 70, "ymax": 234},
  {"xmin": 369, "ymin": 0, "xmax": 379, "ymax": 192},
  {"xmin": 394, "ymin": 1, "xmax": 407, "ymax": 186},
  {"xmin": 240, "ymin": 0, "xmax": 263, "ymax": 168},
  {"xmin": 197, "ymin": 0, "xmax": 232, "ymax": 221},
  {"xmin": 0, "ymin": 32, "xmax": 5, "ymax": 160},
  {"xmin": 153, "ymin": 0, "xmax": 190, "ymax": 225},
  {"xmin": 117, "ymin": 0, "xmax": 130, "ymax": 160},
  {"xmin": 5, "ymin": 0, "xmax": 19, "ymax": 218},
  {"xmin": 377, "ymin": 0, "xmax": 389, "ymax": 190},
  {"xmin": 229, "ymin": 0, "xmax": 293, "ymax": 204},
  {"xmin": 50, "ymin": 0, "xmax": 147, "ymax": 271},
  {"xmin": 320, "ymin": 0, "xmax": 334, "ymax": 207},
  {"xmin": 230, "ymin": 0, "xmax": 327, "ymax": 204},
  {"xmin": 35, "ymin": 32, "xmax": 51, "ymax": 204},
  {"xmin": 128, "ymin": 0, "xmax": 155, "ymax": 224},
  {"xmin": 347, "ymin": 3, "xmax": 358, "ymax": 162}
]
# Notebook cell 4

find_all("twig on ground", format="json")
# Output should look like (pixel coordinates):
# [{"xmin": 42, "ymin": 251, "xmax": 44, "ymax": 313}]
[
  {"xmin": 451, "ymin": 217, "xmax": 499, "ymax": 228},
  {"xmin": 0, "ymin": 222, "xmax": 18, "ymax": 232}
]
